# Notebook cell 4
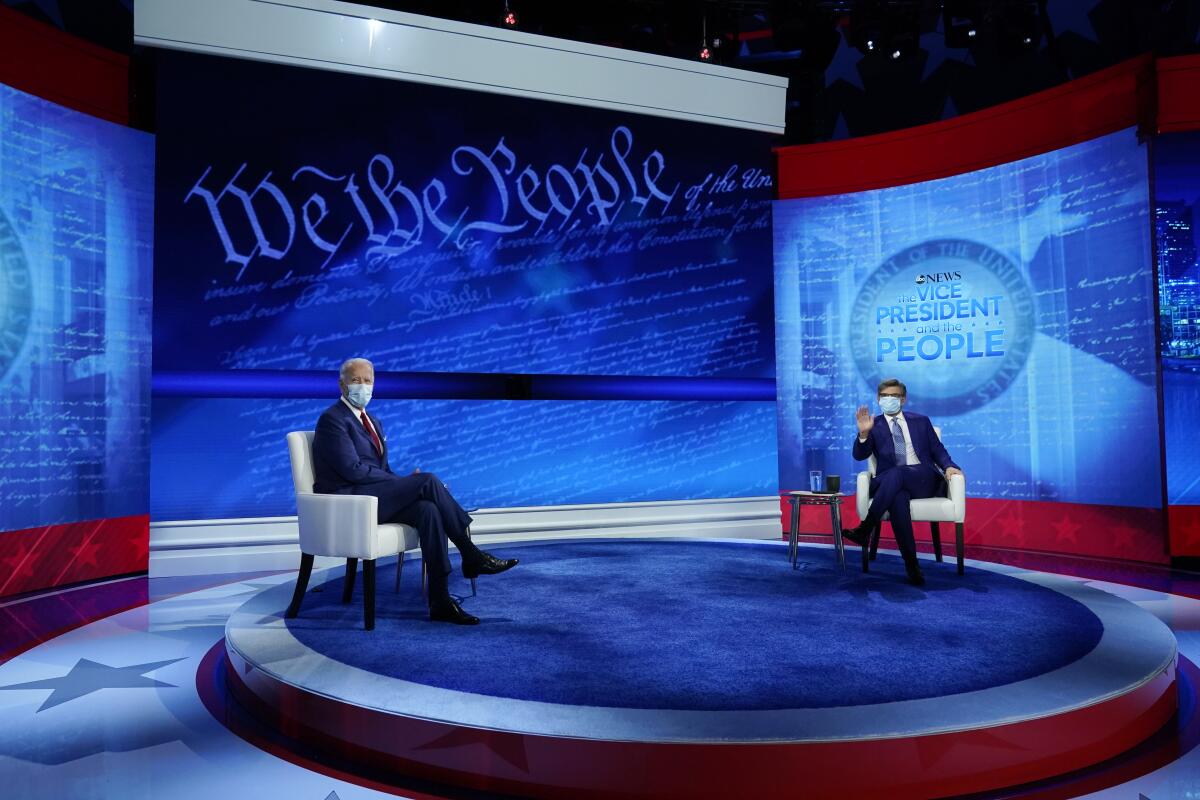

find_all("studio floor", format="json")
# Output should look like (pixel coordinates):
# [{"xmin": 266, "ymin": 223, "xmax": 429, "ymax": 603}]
[{"xmin": 2, "ymin": 537, "xmax": 1200, "ymax": 800}]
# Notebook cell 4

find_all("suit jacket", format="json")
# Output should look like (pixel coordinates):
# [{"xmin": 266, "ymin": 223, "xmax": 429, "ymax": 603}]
[
  {"xmin": 851, "ymin": 410, "xmax": 959, "ymax": 476},
  {"xmin": 312, "ymin": 399, "xmax": 393, "ymax": 494}
]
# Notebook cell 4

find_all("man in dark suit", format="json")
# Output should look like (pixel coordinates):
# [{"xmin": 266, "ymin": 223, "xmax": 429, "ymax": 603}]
[
  {"xmin": 312, "ymin": 357, "xmax": 517, "ymax": 625},
  {"xmin": 841, "ymin": 378, "xmax": 963, "ymax": 586}
]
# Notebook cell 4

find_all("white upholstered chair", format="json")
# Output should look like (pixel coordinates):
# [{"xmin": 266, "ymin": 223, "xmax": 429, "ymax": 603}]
[
  {"xmin": 284, "ymin": 430, "xmax": 420, "ymax": 630},
  {"xmin": 855, "ymin": 426, "xmax": 967, "ymax": 575}
]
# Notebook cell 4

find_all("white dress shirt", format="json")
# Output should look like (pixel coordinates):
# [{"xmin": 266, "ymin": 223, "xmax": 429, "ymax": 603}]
[
  {"xmin": 341, "ymin": 396, "xmax": 381, "ymax": 452},
  {"xmin": 886, "ymin": 411, "xmax": 920, "ymax": 466}
]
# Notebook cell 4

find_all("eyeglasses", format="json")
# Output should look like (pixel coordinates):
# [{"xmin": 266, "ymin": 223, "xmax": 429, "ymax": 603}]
[{"xmin": 878, "ymin": 393, "xmax": 904, "ymax": 399}]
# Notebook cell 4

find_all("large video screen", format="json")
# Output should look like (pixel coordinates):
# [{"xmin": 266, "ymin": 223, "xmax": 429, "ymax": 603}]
[
  {"xmin": 1156, "ymin": 130, "xmax": 1200, "ymax": 508},
  {"xmin": 153, "ymin": 51, "xmax": 775, "ymax": 378},
  {"xmin": 0, "ymin": 82, "xmax": 154, "ymax": 532},
  {"xmin": 151, "ymin": 52, "xmax": 778, "ymax": 520},
  {"xmin": 774, "ymin": 128, "xmax": 1159, "ymax": 509}
]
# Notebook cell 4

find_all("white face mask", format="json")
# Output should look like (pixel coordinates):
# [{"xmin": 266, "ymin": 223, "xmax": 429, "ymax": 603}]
[
  {"xmin": 345, "ymin": 383, "xmax": 373, "ymax": 409},
  {"xmin": 879, "ymin": 395, "xmax": 902, "ymax": 415}
]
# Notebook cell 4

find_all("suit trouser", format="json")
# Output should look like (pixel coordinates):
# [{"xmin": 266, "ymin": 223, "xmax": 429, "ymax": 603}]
[
  {"xmin": 372, "ymin": 472, "xmax": 477, "ymax": 601},
  {"xmin": 865, "ymin": 464, "xmax": 943, "ymax": 563}
]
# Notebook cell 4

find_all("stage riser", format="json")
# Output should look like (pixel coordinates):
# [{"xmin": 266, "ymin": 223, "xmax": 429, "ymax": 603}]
[
  {"xmin": 218, "ymin": 538, "xmax": 1182, "ymax": 799},
  {"xmin": 223, "ymin": 642, "xmax": 1178, "ymax": 800}
]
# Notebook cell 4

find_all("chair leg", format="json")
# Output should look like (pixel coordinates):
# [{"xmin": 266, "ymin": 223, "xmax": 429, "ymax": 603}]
[
  {"xmin": 956, "ymin": 522, "xmax": 965, "ymax": 575},
  {"xmin": 861, "ymin": 530, "xmax": 870, "ymax": 573},
  {"xmin": 420, "ymin": 560, "xmax": 427, "ymax": 597},
  {"xmin": 395, "ymin": 551, "xmax": 405, "ymax": 593},
  {"xmin": 342, "ymin": 558, "xmax": 358, "ymax": 603},
  {"xmin": 930, "ymin": 522, "xmax": 943, "ymax": 562},
  {"xmin": 467, "ymin": 527, "xmax": 477, "ymax": 597},
  {"xmin": 869, "ymin": 523, "xmax": 882, "ymax": 560},
  {"xmin": 363, "ymin": 559, "xmax": 376, "ymax": 631},
  {"xmin": 285, "ymin": 553, "xmax": 315, "ymax": 619}
]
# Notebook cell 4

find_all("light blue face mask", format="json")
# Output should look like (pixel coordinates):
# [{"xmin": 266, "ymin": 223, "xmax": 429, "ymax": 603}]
[
  {"xmin": 879, "ymin": 395, "xmax": 902, "ymax": 415},
  {"xmin": 345, "ymin": 383, "xmax": 373, "ymax": 409}
]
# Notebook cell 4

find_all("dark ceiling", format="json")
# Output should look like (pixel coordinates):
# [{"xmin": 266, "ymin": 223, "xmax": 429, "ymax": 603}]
[{"xmin": 4, "ymin": 0, "xmax": 1199, "ymax": 143}]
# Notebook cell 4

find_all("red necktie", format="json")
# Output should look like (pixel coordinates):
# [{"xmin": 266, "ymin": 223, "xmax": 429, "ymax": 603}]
[{"xmin": 360, "ymin": 411, "xmax": 382, "ymax": 454}]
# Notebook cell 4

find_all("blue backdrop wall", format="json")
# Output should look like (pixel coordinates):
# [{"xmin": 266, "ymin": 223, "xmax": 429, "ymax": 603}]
[
  {"xmin": 151, "ymin": 52, "xmax": 779, "ymax": 520},
  {"xmin": 0, "ymin": 82, "xmax": 153, "ymax": 532},
  {"xmin": 774, "ymin": 128, "xmax": 1159, "ymax": 509}
]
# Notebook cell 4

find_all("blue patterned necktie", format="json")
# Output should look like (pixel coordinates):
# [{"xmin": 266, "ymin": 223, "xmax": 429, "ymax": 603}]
[{"xmin": 891, "ymin": 418, "xmax": 907, "ymax": 466}]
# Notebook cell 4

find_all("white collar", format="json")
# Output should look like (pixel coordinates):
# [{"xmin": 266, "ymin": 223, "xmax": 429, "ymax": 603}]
[{"xmin": 340, "ymin": 395, "xmax": 369, "ymax": 418}]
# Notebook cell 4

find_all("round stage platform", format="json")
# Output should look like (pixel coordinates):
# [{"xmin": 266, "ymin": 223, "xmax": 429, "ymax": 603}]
[{"xmin": 223, "ymin": 538, "xmax": 1179, "ymax": 799}]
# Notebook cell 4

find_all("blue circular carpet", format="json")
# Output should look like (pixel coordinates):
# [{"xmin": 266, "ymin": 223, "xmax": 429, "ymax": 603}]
[{"xmin": 283, "ymin": 540, "xmax": 1103, "ymax": 711}]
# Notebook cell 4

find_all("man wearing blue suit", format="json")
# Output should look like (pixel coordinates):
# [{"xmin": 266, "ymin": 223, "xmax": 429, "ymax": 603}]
[
  {"xmin": 841, "ymin": 378, "xmax": 963, "ymax": 586},
  {"xmin": 312, "ymin": 357, "xmax": 517, "ymax": 625}
]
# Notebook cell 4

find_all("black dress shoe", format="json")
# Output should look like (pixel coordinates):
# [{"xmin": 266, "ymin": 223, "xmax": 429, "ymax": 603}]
[
  {"xmin": 905, "ymin": 562, "xmax": 926, "ymax": 587},
  {"xmin": 429, "ymin": 598, "xmax": 479, "ymax": 625},
  {"xmin": 841, "ymin": 526, "xmax": 868, "ymax": 547},
  {"xmin": 462, "ymin": 552, "xmax": 519, "ymax": 579}
]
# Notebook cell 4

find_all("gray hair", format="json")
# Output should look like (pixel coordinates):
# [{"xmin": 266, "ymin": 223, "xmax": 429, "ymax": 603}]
[
  {"xmin": 877, "ymin": 377, "xmax": 906, "ymax": 396},
  {"xmin": 339, "ymin": 357, "xmax": 374, "ymax": 382}
]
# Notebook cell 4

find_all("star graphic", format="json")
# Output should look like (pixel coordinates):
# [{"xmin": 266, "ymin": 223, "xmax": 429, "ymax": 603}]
[
  {"xmin": 1110, "ymin": 523, "xmax": 1137, "ymax": 554},
  {"xmin": 414, "ymin": 727, "xmax": 530, "ymax": 773},
  {"xmin": 1181, "ymin": 516, "xmax": 1200, "ymax": 549},
  {"xmin": 824, "ymin": 32, "xmax": 864, "ymax": 90},
  {"xmin": 0, "ymin": 657, "xmax": 186, "ymax": 712},
  {"xmin": 29, "ymin": 0, "xmax": 65, "ymax": 28},
  {"xmin": 914, "ymin": 721, "xmax": 1028, "ymax": 769},
  {"xmin": 991, "ymin": 509, "xmax": 1025, "ymax": 544},
  {"xmin": 919, "ymin": 21, "xmax": 974, "ymax": 82},
  {"xmin": 1051, "ymin": 515, "xmax": 1081, "ymax": 544},
  {"xmin": 941, "ymin": 95, "xmax": 959, "ymax": 121},
  {"xmin": 67, "ymin": 539, "xmax": 101, "ymax": 569},
  {"xmin": 1046, "ymin": 2, "xmax": 1099, "ymax": 44},
  {"xmin": 832, "ymin": 112, "xmax": 850, "ymax": 140}
]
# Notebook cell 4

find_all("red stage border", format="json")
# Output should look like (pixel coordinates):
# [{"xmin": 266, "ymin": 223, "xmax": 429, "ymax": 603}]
[
  {"xmin": 221, "ymin": 639, "xmax": 1176, "ymax": 800},
  {"xmin": 775, "ymin": 55, "xmax": 1156, "ymax": 199},
  {"xmin": 0, "ymin": 515, "xmax": 148, "ymax": 599},
  {"xmin": 779, "ymin": 496, "xmax": 1169, "ymax": 564}
]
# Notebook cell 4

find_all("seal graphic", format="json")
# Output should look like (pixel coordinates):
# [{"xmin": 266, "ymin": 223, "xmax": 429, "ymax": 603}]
[
  {"xmin": 0, "ymin": 206, "xmax": 33, "ymax": 382},
  {"xmin": 849, "ymin": 239, "xmax": 1036, "ymax": 415}
]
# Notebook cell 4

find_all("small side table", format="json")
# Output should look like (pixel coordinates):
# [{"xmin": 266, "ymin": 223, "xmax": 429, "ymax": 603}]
[{"xmin": 785, "ymin": 491, "xmax": 846, "ymax": 570}]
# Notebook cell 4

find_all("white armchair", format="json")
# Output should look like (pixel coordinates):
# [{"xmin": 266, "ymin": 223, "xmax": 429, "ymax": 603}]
[
  {"xmin": 855, "ymin": 426, "xmax": 967, "ymax": 575},
  {"xmin": 283, "ymin": 431, "xmax": 419, "ymax": 630}
]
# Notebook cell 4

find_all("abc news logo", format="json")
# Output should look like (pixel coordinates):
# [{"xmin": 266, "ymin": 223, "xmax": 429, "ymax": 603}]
[{"xmin": 914, "ymin": 271, "xmax": 963, "ymax": 285}]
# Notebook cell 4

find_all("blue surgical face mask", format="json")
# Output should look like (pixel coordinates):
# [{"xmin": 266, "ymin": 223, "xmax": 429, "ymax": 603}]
[
  {"xmin": 879, "ymin": 395, "xmax": 902, "ymax": 415},
  {"xmin": 345, "ymin": 383, "xmax": 373, "ymax": 409}
]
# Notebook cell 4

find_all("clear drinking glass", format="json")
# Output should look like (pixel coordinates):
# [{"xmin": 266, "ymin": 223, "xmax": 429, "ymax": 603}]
[{"xmin": 809, "ymin": 469, "xmax": 823, "ymax": 493}]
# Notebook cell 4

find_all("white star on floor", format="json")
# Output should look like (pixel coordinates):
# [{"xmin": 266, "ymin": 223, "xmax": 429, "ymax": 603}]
[{"xmin": 0, "ymin": 657, "xmax": 186, "ymax": 712}]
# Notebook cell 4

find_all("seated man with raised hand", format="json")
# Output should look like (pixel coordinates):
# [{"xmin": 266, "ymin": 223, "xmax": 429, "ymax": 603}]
[
  {"xmin": 841, "ymin": 378, "xmax": 964, "ymax": 586},
  {"xmin": 312, "ymin": 357, "xmax": 517, "ymax": 625}
]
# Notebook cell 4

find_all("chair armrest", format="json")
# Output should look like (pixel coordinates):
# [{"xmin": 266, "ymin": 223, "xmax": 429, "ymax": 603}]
[
  {"xmin": 296, "ymin": 492, "xmax": 380, "ymax": 559},
  {"xmin": 856, "ymin": 471, "xmax": 872, "ymax": 521},
  {"xmin": 947, "ymin": 473, "xmax": 966, "ymax": 522}
]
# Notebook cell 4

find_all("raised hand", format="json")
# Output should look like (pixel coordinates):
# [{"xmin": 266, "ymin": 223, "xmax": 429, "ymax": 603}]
[{"xmin": 855, "ymin": 405, "xmax": 873, "ymax": 436}]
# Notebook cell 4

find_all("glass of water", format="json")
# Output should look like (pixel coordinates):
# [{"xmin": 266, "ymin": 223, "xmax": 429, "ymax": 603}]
[{"xmin": 809, "ymin": 469, "xmax": 823, "ymax": 493}]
